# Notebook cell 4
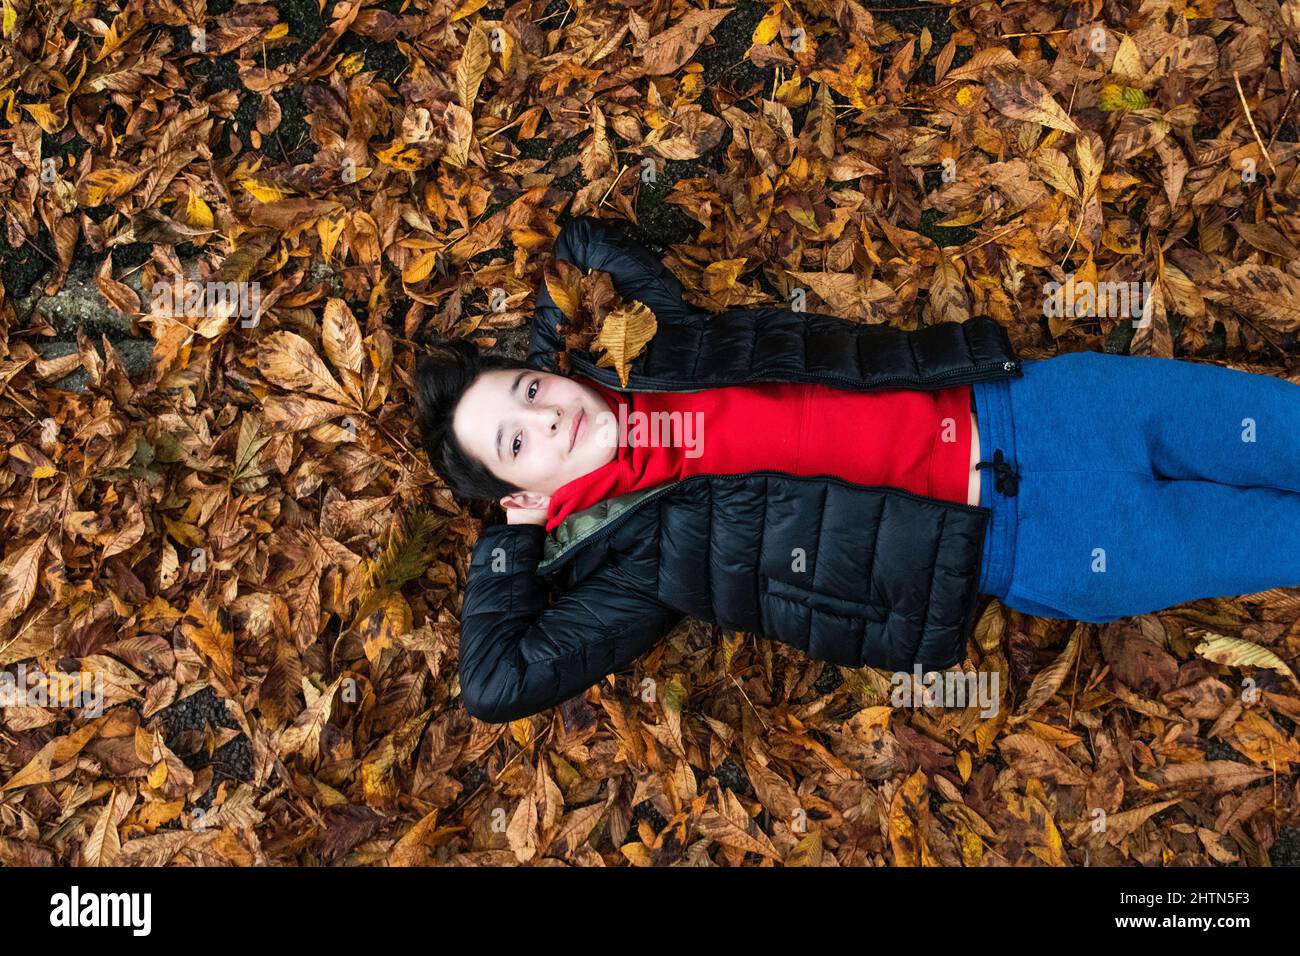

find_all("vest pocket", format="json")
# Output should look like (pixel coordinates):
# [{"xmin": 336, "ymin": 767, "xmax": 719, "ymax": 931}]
[{"xmin": 763, "ymin": 577, "xmax": 887, "ymax": 624}]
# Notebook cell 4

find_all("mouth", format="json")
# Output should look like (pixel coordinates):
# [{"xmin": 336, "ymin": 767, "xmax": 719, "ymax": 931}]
[{"xmin": 569, "ymin": 408, "xmax": 584, "ymax": 452}]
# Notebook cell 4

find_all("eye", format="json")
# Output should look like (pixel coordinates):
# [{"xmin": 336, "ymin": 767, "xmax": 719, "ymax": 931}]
[{"xmin": 512, "ymin": 380, "xmax": 539, "ymax": 457}]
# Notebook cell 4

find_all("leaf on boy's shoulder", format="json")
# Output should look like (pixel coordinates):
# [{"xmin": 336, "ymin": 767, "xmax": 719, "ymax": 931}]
[
  {"xmin": 593, "ymin": 301, "xmax": 657, "ymax": 387},
  {"xmin": 543, "ymin": 258, "xmax": 584, "ymax": 322},
  {"xmin": 542, "ymin": 258, "xmax": 659, "ymax": 382}
]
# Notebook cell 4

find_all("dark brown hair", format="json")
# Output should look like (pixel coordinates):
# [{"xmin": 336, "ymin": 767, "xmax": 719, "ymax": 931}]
[{"xmin": 412, "ymin": 338, "xmax": 531, "ymax": 502}]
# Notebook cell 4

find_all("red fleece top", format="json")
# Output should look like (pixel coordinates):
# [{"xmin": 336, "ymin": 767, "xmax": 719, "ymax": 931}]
[{"xmin": 544, "ymin": 374, "xmax": 973, "ymax": 532}]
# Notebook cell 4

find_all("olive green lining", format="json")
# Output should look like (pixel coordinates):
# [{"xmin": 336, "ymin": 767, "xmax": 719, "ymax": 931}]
[{"xmin": 538, "ymin": 483, "xmax": 667, "ymax": 571}]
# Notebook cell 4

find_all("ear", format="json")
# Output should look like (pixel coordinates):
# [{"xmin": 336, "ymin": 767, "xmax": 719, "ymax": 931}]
[{"xmin": 499, "ymin": 491, "xmax": 551, "ymax": 512}]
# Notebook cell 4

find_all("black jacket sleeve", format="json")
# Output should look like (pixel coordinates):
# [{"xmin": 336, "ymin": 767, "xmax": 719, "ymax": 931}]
[
  {"xmin": 458, "ymin": 523, "xmax": 685, "ymax": 723},
  {"xmin": 529, "ymin": 217, "xmax": 1018, "ymax": 388},
  {"xmin": 529, "ymin": 216, "xmax": 709, "ymax": 371}
]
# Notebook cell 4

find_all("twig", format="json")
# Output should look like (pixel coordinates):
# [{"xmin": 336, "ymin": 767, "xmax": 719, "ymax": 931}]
[
  {"xmin": 597, "ymin": 163, "xmax": 628, "ymax": 208},
  {"xmin": 481, "ymin": 112, "xmax": 530, "ymax": 143},
  {"xmin": 536, "ymin": 1, "xmax": 571, "ymax": 23},
  {"xmin": 2, "ymin": 383, "xmax": 38, "ymax": 420},
  {"xmin": 1000, "ymin": 29, "xmax": 1071, "ymax": 39},
  {"xmin": 952, "ymin": 222, "xmax": 1020, "ymax": 261},
  {"xmin": 1058, "ymin": 73, "xmax": 1086, "ymax": 265},
  {"xmin": 729, "ymin": 672, "xmax": 770, "ymax": 733},
  {"xmin": 22, "ymin": 237, "xmax": 58, "ymax": 267},
  {"xmin": 1265, "ymin": 89, "xmax": 1298, "ymax": 151},
  {"xmin": 1233, "ymin": 69, "xmax": 1277, "ymax": 176},
  {"xmin": 1066, "ymin": 628, "xmax": 1083, "ymax": 727}
]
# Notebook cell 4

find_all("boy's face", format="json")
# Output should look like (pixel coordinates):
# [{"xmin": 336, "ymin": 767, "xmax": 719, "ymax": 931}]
[{"xmin": 453, "ymin": 368, "xmax": 617, "ymax": 507}]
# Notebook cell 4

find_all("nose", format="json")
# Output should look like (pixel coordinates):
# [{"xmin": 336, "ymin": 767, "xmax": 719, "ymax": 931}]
[{"xmin": 528, "ymin": 403, "xmax": 565, "ymax": 440}]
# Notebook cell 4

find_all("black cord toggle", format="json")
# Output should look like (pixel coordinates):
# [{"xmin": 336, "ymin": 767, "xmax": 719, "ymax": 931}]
[{"xmin": 975, "ymin": 447, "xmax": 1019, "ymax": 497}]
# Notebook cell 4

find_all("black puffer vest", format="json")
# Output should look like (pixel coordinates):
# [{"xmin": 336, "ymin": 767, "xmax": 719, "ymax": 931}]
[{"xmin": 458, "ymin": 216, "xmax": 1022, "ymax": 722}]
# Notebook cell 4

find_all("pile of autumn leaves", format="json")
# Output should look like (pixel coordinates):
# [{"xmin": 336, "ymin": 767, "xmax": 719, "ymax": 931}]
[
  {"xmin": 254, "ymin": 298, "xmax": 393, "ymax": 437},
  {"xmin": 543, "ymin": 258, "xmax": 657, "ymax": 384}
]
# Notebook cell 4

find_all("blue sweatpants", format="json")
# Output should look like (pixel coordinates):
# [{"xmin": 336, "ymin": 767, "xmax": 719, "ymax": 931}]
[{"xmin": 972, "ymin": 351, "xmax": 1300, "ymax": 622}]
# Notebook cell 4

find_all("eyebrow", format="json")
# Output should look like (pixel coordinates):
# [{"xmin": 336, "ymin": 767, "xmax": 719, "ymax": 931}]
[{"xmin": 494, "ymin": 370, "xmax": 531, "ymax": 461}]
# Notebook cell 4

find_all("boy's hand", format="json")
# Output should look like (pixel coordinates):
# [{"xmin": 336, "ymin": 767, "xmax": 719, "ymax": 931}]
[{"xmin": 505, "ymin": 505, "xmax": 549, "ymax": 526}]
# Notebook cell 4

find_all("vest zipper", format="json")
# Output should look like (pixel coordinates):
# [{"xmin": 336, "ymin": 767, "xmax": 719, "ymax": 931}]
[
  {"xmin": 536, "ymin": 468, "xmax": 992, "ymax": 575},
  {"xmin": 568, "ymin": 353, "xmax": 1021, "ymax": 393}
]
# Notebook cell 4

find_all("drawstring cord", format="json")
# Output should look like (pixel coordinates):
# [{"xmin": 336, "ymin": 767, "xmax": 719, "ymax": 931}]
[{"xmin": 976, "ymin": 448, "xmax": 1019, "ymax": 497}]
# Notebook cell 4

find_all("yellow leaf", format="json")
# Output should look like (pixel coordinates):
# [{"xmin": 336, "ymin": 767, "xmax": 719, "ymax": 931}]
[
  {"xmin": 279, "ymin": 676, "xmax": 344, "ymax": 763},
  {"xmin": 703, "ymin": 258, "xmax": 746, "ymax": 293},
  {"xmin": 162, "ymin": 517, "xmax": 204, "ymax": 549},
  {"xmin": 360, "ymin": 594, "xmax": 411, "ymax": 664},
  {"xmin": 240, "ymin": 178, "xmax": 290, "ymax": 202},
  {"xmin": 22, "ymin": 101, "xmax": 63, "ymax": 133},
  {"xmin": 752, "ymin": 5, "xmax": 782, "ymax": 45},
  {"xmin": 340, "ymin": 51, "xmax": 365, "ymax": 77},
  {"xmin": 544, "ymin": 263, "xmax": 582, "ymax": 321},
  {"xmin": 956, "ymin": 750, "xmax": 972, "ymax": 782},
  {"xmin": 593, "ymin": 301, "xmax": 658, "ymax": 387},
  {"xmin": 94, "ymin": 20, "xmax": 123, "ymax": 63},
  {"xmin": 0, "ymin": 89, "xmax": 19, "ymax": 123},
  {"xmin": 134, "ymin": 800, "xmax": 184, "ymax": 831},
  {"xmin": 2, "ymin": 742, "xmax": 54, "ymax": 791},
  {"xmin": 450, "ymin": 0, "xmax": 490, "ymax": 21},
  {"xmin": 1111, "ymin": 35, "xmax": 1143, "ymax": 83},
  {"xmin": 376, "ymin": 139, "xmax": 424, "ymax": 171},
  {"xmin": 888, "ymin": 768, "xmax": 929, "ymax": 866},
  {"xmin": 317, "ymin": 214, "xmax": 347, "ymax": 261},
  {"xmin": 185, "ymin": 190, "xmax": 214, "ymax": 229},
  {"xmin": 402, "ymin": 250, "xmax": 438, "ymax": 285},
  {"xmin": 456, "ymin": 24, "xmax": 490, "ymax": 109},
  {"xmin": 147, "ymin": 760, "xmax": 168, "ymax": 789},
  {"xmin": 264, "ymin": 23, "xmax": 288, "ymax": 40}
]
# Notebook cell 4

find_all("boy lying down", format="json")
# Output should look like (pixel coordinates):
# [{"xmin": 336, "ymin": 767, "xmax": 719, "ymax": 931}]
[{"xmin": 414, "ymin": 216, "xmax": 1300, "ymax": 723}]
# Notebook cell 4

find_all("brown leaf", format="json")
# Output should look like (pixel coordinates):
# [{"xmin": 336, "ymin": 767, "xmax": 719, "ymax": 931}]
[
  {"xmin": 257, "ymin": 330, "xmax": 356, "ymax": 406},
  {"xmin": 637, "ymin": 8, "xmax": 733, "ymax": 76},
  {"xmin": 1013, "ymin": 623, "xmax": 1084, "ymax": 723},
  {"xmin": 0, "ymin": 533, "xmax": 48, "ymax": 628},
  {"xmin": 998, "ymin": 732, "xmax": 1090, "ymax": 786},
  {"xmin": 1202, "ymin": 265, "xmax": 1300, "ymax": 331},
  {"xmin": 985, "ymin": 67, "xmax": 1080, "ymax": 133},
  {"xmin": 592, "ymin": 301, "xmax": 658, "ymax": 387},
  {"xmin": 322, "ymin": 298, "xmax": 366, "ymax": 403},
  {"xmin": 95, "ymin": 254, "xmax": 141, "ymax": 317},
  {"xmin": 181, "ymin": 598, "xmax": 235, "ymax": 680}
]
